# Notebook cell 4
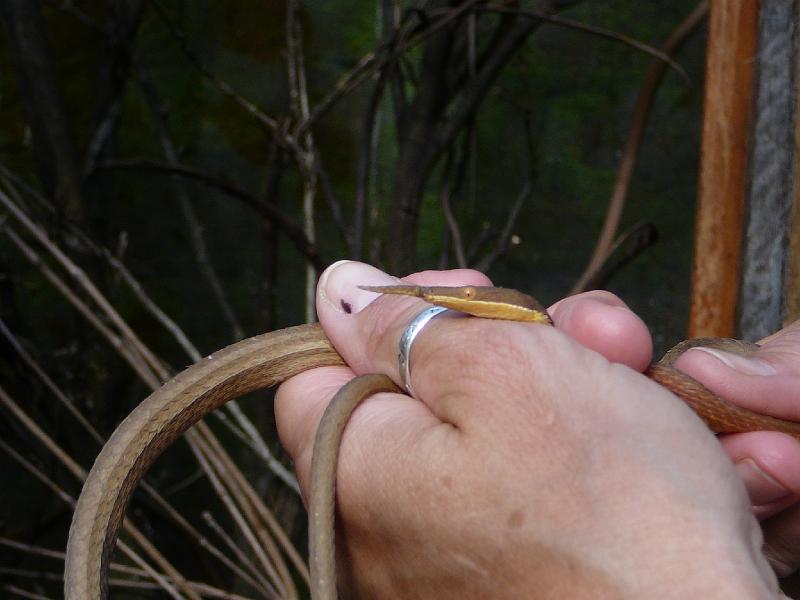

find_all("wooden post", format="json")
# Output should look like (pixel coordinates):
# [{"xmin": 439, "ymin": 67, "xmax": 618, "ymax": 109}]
[
  {"xmin": 739, "ymin": 1, "xmax": 798, "ymax": 340},
  {"xmin": 789, "ymin": 193, "xmax": 800, "ymax": 326},
  {"xmin": 787, "ymin": 2, "xmax": 800, "ymax": 328},
  {"xmin": 690, "ymin": 0, "xmax": 758, "ymax": 338}
]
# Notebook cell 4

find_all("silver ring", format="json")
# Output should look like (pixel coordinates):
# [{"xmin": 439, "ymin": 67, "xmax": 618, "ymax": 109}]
[{"xmin": 399, "ymin": 305, "xmax": 449, "ymax": 397}]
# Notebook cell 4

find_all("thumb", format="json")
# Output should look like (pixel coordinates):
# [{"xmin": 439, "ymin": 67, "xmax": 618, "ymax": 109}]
[{"xmin": 671, "ymin": 320, "xmax": 800, "ymax": 421}]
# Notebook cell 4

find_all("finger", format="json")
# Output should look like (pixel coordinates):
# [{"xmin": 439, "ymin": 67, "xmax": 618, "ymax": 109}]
[
  {"xmin": 548, "ymin": 291, "xmax": 652, "ymax": 371},
  {"xmin": 671, "ymin": 320, "xmax": 800, "ymax": 420},
  {"xmin": 720, "ymin": 432, "xmax": 800, "ymax": 518}
]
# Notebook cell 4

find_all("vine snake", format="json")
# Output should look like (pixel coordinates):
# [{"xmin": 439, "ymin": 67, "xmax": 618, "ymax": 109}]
[{"xmin": 65, "ymin": 285, "xmax": 800, "ymax": 600}]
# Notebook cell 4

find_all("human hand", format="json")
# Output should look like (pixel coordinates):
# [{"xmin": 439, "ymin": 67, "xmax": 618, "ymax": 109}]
[
  {"xmin": 276, "ymin": 261, "xmax": 781, "ymax": 598},
  {"xmin": 668, "ymin": 320, "xmax": 800, "ymax": 576}
]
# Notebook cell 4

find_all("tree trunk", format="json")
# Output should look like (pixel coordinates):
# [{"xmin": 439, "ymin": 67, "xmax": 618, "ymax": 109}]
[
  {"xmin": 384, "ymin": 2, "xmax": 565, "ymax": 274},
  {"xmin": 1, "ymin": 0, "xmax": 85, "ymax": 225}
]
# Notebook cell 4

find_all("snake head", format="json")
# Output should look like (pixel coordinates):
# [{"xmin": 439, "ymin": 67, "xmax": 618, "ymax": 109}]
[{"xmin": 359, "ymin": 285, "xmax": 552, "ymax": 324}]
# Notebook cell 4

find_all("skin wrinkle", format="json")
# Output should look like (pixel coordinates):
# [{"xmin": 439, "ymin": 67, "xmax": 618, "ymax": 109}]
[
  {"xmin": 410, "ymin": 319, "xmax": 564, "ymax": 428},
  {"xmin": 336, "ymin": 415, "xmax": 462, "ymax": 543},
  {"xmin": 357, "ymin": 431, "xmax": 549, "ymax": 596},
  {"xmin": 347, "ymin": 489, "xmax": 628, "ymax": 599}
]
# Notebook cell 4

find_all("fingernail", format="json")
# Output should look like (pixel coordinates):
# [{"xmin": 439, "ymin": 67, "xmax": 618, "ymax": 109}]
[
  {"xmin": 318, "ymin": 260, "xmax": 398, "ymax": 314},
  {"xmin": 735, "ymin": 458, "xmax": 791, "ymax": 506},
  {"xmin": 687, "ymin": 347, "xmax": 777, "ymax": 376}
]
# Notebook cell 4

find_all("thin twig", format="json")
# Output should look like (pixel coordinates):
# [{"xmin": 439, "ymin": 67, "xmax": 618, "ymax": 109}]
[
  {"xmin": 4, "ymin": 585, "xmax": 52, "ymax": 600},
  {"xmin": 481, "ymin": 4, "xmax": 688, "ymax": 80},
  {"xmin": 353, "ymin": 70, "xmax": 388, "ymax": 259},
  {"xmin": 1, "ymin": 207, "xmax": 254, "ymax": 599},
  {"xmin": 440, "ymin": 151, "xmax": 467, "ymax": 268},
  {"xmin": 2, "ymin": 170, "xmax": 298, "ymax": 491},
  {"xmin": 2, "ymin": 232, "xmax": 294, "ymax": 584},
  {"xmin": 582, "ymin": 222, "xmax": 659, "ymax": 290},
  {"xmin": 474, "ymin": 180, "xmax": 531, "ymax": 272},
  {"xmin": 219, "ymin": 446, "xmax": 310, "ymax": 587},
  {"xmin": 116, "ymin": 539, "xmax": 185, "ymax": 600},
  {"xmin": 0, "ymin": 538, "xmax": 259, "ymax": 600},
  {"xmin": 287, "ymin": 0, "xmax": 319, "ymax": 323},
  {"xmin": 0, "ymin": 438, "xmax": 76, "ymax": 507},
  {"xmin": 150, "ymin": 1, "xmax": 282, "ymax": 138},
  {"xmin": 3, "ymin": 182, "xmax": 306, "ymax": 592},
  {"xmin": 211, "ymin": 408, "xmax": 300, "ymax": 494},
  {"xmin": 200, "ymin": 425, "xmax": 300, "ymax": 595},
  {"xmin": 0, "ymin": 538, "xmax": 68, "ymax": 562},
  {"xmin": 95, "ymin": 159, "xmax": 325, "ymax": 270},
  {"xmin": 0, "ymin": 224, "xmax": 161, "ymax": 389},
  {"xmin": 202, "ymin": 512, "xmax": 275, "ymax": 598},
  {"xmin": 188, "ymin": 430, "xmax": 283, "ymax": 600},
  {"xmin": 0, "ymin": 189, "xmax": 164, "ymax": 380},
  {"xmin": 138, "ymin": 71, "xmax": 245, "ymax": 340},
  {"xmin": 0, "ymin": 386, "xmax": 197, "ymax": 599},
  {"xmin": 298, "ymin": 0, "xmax": 484, "ymax": 135},
  {"xmin": 0, "ymin": 318, "xmax": 104, "ymax": 444},
  {"xmin": 570, "ymin": 0, "xmax": 708, "ymax": 293}
]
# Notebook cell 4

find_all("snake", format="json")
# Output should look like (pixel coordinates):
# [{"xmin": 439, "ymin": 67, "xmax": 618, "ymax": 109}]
[{"xmin": 64, "ymin": 285, "xmax": 800, "ymax": 599}]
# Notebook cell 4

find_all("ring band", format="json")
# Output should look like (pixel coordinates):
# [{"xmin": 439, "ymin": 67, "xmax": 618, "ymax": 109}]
[{"xmin": 399, "ymin": 305, "xmax": 449, "ymax": 397}]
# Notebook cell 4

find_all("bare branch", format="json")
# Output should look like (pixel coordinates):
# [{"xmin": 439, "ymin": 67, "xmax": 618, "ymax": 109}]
[
  {"xmin": 581, "ymin": 222, "xmax": 659, "ymax": 290},
  {"xmin": 96, "ymin": 159, "xmax": 326, "ymax": 270},
  {"xmin": 0, "ymin": 188, "xmax": 164, "ymax": 378},
  {"xmin": 4, "ymin": 585, "xmax": 51, "ymax": 600},
  {"xmin": 202, "ymin": 512, "xmax": 275, "ymax": 598},
  {"xmin": 2, "ymin": 185, "xmax": 305, "ymax": 592},
  {"xmin": 0, "ymin": 385, "xmax": 197, "ymax": 599},
  {"xmin": 150, "ymin": 1, "xmax": 283, "ymax": 138},
  {"xmin": 481, "ymin": 4, "xmax": 688, "ymax": 80},
  {"xmin": 40, "ymin": 0, "xmax": 108, "ymax": 33},
  {"xmin": 1, "ymin": 170, "xmax": 298, "ymax": 493},
  {"xmin": 297, "ymin": 0, "xmax": 484, "ymax": 135},
  {"xmin": 474, "ymin": 180, "xmax": 531, "ymax": 272},
  {"xmin": 138, "ymin": 71, "xmax": 245, "ymax": 340},
  {"xmin": 1, "ymin": 223, "xmax": 161, "ymax": 389},
  {"xmin": 200, "ymin": 424, "xmax": 307, "ymax": 590},
  {"xmin": 287, "ymin": 0, "xmax": 320, "ymax": 322},
  {"xmin": 571, "ymin": 1, "xmax": 708, "ymax": 294},
  {"xmin": 188, "ymin": 431, "xmax": 283, "ymax": 600},
  {"xmin": 0, "ymin": 0, "xmax": 85, "ymax": 223},
  {"xmin": 0, "ymin": 437, "xmax": 76, "ymax": 507},
  {"xmin": 0, "ymin": 318, "xmax": 104, "ymax": 444},
  {"xmin": 439, "ymin": 150, "xmax": 467, "ymax": 268}
]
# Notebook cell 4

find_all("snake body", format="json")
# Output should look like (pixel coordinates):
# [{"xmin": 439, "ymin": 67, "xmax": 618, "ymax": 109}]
[
  {"xmin": 64, "ymin": 324, "xmax": 342, "ymax": 599},
  {"xmin": 65, "ymin": 286, "xmax": 800, "ymax": 600}
]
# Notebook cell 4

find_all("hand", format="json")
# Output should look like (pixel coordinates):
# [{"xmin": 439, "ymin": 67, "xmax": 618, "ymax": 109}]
[
  {"xmin": 669, "ymin": 320, "xmax": 800, "ymax": 576},
  {"xmin": 276, "ymin": 261, "xmax": 781, "ymax": 598}
]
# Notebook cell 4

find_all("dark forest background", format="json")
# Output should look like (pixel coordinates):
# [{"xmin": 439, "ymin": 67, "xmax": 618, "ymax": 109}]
[{"xmin": 0, "ymin": 1, "xmax": 712, "ymax": 598}]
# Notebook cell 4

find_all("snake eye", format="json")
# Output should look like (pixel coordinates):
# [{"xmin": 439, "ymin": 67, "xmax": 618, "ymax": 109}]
[{"xmin": 463, "ymin": 286, "xmax": 475, "ymax": 298}]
